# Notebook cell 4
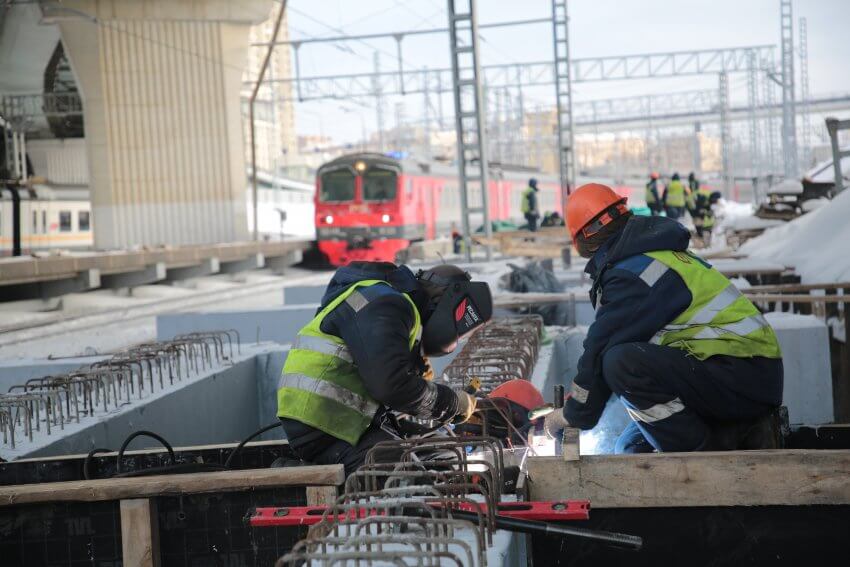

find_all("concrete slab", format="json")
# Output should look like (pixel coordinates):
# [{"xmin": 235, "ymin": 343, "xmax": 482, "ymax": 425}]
[
  {"xmin": 283, "ymin": 285, "xmax": 326, "ymax": 305},
  {"xmin": 156, "ymin": 305, "xmax": 318, "ymax": 345},
  {"xmin": 767, "ymin": 312, "xmax": 833, "ymax": 425}
]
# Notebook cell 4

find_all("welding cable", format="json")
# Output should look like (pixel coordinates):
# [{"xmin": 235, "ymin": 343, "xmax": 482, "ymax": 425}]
[
  {"xmin": 83, "ymin": 447, "xmax": 113, "ymax": 480},
  {"xmin": 224, "ymin": 421, "xmax": 284, "ymax": 469},
  {"xmin": 115, "ymin": 430, "xmax": 177, "ymax": 474}
]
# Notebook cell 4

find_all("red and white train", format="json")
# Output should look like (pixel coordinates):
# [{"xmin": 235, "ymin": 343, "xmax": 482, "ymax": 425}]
[{"xmin": 314, "ymin": 152, "xmax": 633, "ymax": 266}]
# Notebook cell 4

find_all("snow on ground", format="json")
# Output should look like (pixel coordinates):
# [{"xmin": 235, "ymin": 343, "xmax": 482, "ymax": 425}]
[{"xmin": 739, "ymin": 187, "xmax": 850, "ymax": 283}]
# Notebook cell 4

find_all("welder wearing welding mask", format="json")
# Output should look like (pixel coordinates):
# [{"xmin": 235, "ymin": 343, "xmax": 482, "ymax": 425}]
[{"xmin": 277, "ymin": 262, "xmax": 492, "ymax": 475}]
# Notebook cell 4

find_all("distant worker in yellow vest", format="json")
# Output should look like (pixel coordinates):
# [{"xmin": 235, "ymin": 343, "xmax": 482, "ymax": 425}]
[
  {"xmin": 521, "ymin": 178, "xmax": 541, "ymax": 232},
  {"xmin": 663, "ymin": 172, "xmax": 687, "ymax": 220},
  {"xmin": 645, "ymin": 172, "xmax": 663, "ymax": 215},
  {"xmin": 277, "ymin": 262, "xmax": 492, "ymax": 474},
  {"xmin": 543, "ymin": 183, "xmax": 784, "ymax": 453}
]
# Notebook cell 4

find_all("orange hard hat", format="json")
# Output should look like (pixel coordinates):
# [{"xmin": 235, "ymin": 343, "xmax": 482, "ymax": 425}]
[
  {"xmin": 566, "ymin": 183, "xmax": 628, "ymax": 241},
  {"xmin": 489, "ymin": 380, "xmax": 545, "ymax": 411}
]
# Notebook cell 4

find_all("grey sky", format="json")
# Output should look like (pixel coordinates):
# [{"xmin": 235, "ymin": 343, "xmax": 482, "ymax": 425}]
[{"xmin": 285, "ymin": 0, "xmax": 850, "ymax": 142}]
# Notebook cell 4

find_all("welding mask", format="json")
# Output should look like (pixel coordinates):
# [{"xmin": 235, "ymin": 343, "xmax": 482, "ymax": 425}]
[{"xmin": 416, "ymin": 266, "xmax": 493, "ymax": 356}]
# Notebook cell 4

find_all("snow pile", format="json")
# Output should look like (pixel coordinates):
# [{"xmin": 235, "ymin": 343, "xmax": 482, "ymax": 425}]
[
  {"xmin": 767, "ymin": 179, "xmax": 803, "ymax": 195},
  {"xmin": 723, "ymin": 215, "xmax": 785, "ymax": 231},
  {"xmin": 739, "ymin": 187, "xmax": 850, "ymax": 283}
]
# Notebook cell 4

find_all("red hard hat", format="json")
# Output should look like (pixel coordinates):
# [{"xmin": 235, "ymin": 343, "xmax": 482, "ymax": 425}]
[
  {"xmin": 566, "ymin": 183, "xmax": 628, "ymax": 241},
  {"xmin": 489, "ymin": 380, "xmax": 545, "ymax": 411},
  {"xmin": 650, "ymin": 172, "xmax": 660, "ymax": 179}
]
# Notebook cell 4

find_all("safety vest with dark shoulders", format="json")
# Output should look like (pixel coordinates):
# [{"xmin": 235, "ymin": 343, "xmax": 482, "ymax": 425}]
[
  {"xmin": 615, "ymin": 250, "xmax": 781, "ymax": 360},
  {"xmin": 277, "ymin": 280, "xmax": 421, "ymax": 445}
]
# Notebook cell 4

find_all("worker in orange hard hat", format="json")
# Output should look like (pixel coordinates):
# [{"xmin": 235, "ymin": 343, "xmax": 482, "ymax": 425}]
[
  {"xmin": 645, "ymin": 172, "xmax": 663, "ymax": 215},
  {"xmin": 545, "ymin": 183, "xmax": 784, "ymax": 454}
]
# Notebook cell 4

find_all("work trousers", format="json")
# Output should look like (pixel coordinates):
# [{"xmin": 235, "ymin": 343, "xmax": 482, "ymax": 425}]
[
  {"xmin": 525, "ymin": 213, "xmax": 539, "ymax": 232},
  {"xmin": 665, "ymin": 205, "xmax": 685, "ymax": 219},
  {"xmin": 280, "ymin": 413, "xmax": 401, "ymax": 476},
  {"xmin": 602, "ymin": 343, "xmax": 783, "ymax": 453}
]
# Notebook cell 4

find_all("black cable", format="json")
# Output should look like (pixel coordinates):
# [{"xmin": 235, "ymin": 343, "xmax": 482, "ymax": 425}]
[
  {"xmin": 116, "ymin": 430, "xmax": 176, "ymax": 474},
  {"xmin": 83, "ymin": 447, "xmax": 113, "ymax": 480},
  {"xmin": 224, "ymin": 421, "xmax": 284, "ymax": 469}
]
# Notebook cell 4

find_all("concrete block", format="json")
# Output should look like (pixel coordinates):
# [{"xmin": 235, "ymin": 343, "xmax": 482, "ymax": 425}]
[
  {"xmin": 164, "ymin": 257, "xmax": 220, "ymax": 282},
  {"xmin": 1, "ymin": 346, "xmax": 278, "ymax": 460},
  {"xmin": 266, "ymin": 249, "xmax": 304, "ymax": 274},
  {"xmin": 219, "ymin": 253, "xmax": 265, "ymax": 274},
  {"xmin": 766, "ymin": 312, "xmax": 833, "ymax": 425},
  {"xmin": 283, "ymin": 285, "xmax": 326, "ymax": 305},
  {"xmin": 157, "ymin": 305, "xmax": 318, "ymax": 345},
  {"xmin": 100, "ymin": 262, "xmax": 166, "ymax": 289},
  {"xmin": 2, "ymin": 269, "xmax": 101, "ymax": 301}
]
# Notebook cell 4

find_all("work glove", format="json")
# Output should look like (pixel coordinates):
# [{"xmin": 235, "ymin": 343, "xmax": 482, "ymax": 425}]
[
  {"xmin": 452, "ymin": 389, "xmax": 477, "ymax": 424},
  {"xmin": 543, "ymin": 409, "xmax": 572, "ymax": 439},
  {"xmin": 421, "ymin": 358, "xmax": 435, "ymax": 382}
]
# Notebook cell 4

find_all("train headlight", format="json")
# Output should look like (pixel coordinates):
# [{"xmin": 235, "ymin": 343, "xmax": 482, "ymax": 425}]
[
  {"xmin": 324, "ymin": 215, "xmax": 334, "ymax": 225},
  {"xmin": 381, "ymin": 214, "xmax": 391, "ymax": 223},
  {"xmin": 355, "ymin": 161, "xmax": 367, "ymax": 172}
]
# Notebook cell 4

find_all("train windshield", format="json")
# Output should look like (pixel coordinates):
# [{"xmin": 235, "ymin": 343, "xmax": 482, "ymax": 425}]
[
  {"xmin": 320, "ymin": 169, "xmax": 356, "ymax": 202},
  {"xmin": 363, "ymin": 167, "xmax": 398, "ymax": 201}
]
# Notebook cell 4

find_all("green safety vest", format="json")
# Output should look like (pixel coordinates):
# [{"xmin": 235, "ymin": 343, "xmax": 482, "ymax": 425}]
[
  {"xmin": 277, "ymin": 280, "xmax": 422, "ymax": 445},
  {"xmin": 521, "ymin": 186, "xmax": 536, "ymax": 214},
  {"xmin": 645, "ymin": 182, "xmax": 658, "ymax": 204},
  {"xmin": 645, "ymin": 251, "xmax": 781, "ymax": 360},
  {"xmin": 665, "ymin": 180, "xmax": 686, "ymax": 207}
]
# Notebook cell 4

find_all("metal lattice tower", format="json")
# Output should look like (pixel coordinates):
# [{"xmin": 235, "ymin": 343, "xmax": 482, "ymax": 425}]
[
  {"xmin": 552, "ymin": 0, "xmax": 576, "ymax": 203},
  {"xmin": 798, "ymin": 16, "xmax": 811, "ymax": 170},
  {"xmin": 761, "ymin": 57, "xmax": 778, "ymax": 175},
  {"xmin": 447, "ymin": 0, "xmax": 492, "ymax": 261},
  {"xmin": 719, "ymin": 71, "xmax": 731, "ymax": 195},
  {"xmin": 372, "ymin": 51, "xmax": 386, "ymax": 152},
  {"xmin": 747, "ymin": 50, "xmax": 761, "ymax": 179},
  {"xmin": 780, "ymin": 0, "xmax": 798, "ymax": 177}
]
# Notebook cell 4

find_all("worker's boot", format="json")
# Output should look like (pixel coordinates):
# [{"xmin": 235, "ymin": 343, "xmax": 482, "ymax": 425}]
[{"xmin": 706, "ymin": 406, "xmax": 788, "ymax": 451}]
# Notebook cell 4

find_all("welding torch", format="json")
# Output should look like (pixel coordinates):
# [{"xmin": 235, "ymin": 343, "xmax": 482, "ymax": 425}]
[{"xmin": 528, "ymin": 384, "xmax": 566, "ymax": 421}]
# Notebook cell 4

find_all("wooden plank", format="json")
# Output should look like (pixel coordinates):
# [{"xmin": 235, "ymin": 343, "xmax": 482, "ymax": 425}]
[
  {"xmin": 0, "ymin": 465, "xmax": 344, "ymax": 507},
  {"xmin": 494, "ymin": 292, "xmax": 576, "ymax": 308},
  {"xmin": 306, "ymin": 485, "xmax": 339, "ymax": 506},
  {"xmin": 526, "ymin": 449, "xmax": 850, "ymax": 507},
  {"xmin": 120, "ymin": 498, "xmax": 160, "ymax": 567},
  {"xmin": 746, "ymin": 282, "xmax": 850, "ymax": 293}
]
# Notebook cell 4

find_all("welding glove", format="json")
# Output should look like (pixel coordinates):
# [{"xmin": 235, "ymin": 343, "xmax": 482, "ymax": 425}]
[
  {"xmin": 543, "ymin": 409, "xmax": 572, "ymax": 439},
  {"xmin": 421, "ymin": 358, "xmax": 435, "ymax": 382},
  {"xmin": 452, "ymin": 389, "xmax": 477, "ymax": 424}
]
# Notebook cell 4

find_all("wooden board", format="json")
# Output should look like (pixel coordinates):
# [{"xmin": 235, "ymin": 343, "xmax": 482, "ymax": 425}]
[
  {"xmin": 120, "ymin": 499, "xmax": 160, "ymax": 567},
  {"xmin": 494, "ymin": 292, "xmax": 576, "ymax": 308},
  {"xmin": 0, "ymin": 465, "xmax": 344, "ymax": 507},
  {"xmin": 744, "ymin": 293, "xmax": 850, "ymax": 304},
  {"xmin": 526, "ymin": 449, "xmax": 850, "ymax": 507},
  {"xmin": 746, "ymin": 282, "xmax": 850, "ymax": 293}
]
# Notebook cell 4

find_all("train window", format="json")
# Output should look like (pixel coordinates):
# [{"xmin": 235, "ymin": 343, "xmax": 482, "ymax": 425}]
[
  {"xmin": 363, "ymin": 167, "xmax": 397, "ymax": 201},
  {"xmin": 79, "ymin": 211, "xmax": 90, "ymax": 231},
  {"xmin": 33, "ymin": 211, "xmax": 38, "ymax": 233},
  {"xmin": 59, "ymin": 211, "xmax": 72, "ymax": 232},
  {"xmin": 42, "ymin": 211, "xmax": 46, "ymax": 233},
  {"xmin": 320, "ymin": 168, "xmax": 355, "ymax": 202}
]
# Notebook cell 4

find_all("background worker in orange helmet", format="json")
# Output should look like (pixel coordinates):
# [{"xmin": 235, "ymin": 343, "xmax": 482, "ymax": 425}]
[{"xmin": 543, "ymin": 183, "xmax": 784, "ymax": 453}]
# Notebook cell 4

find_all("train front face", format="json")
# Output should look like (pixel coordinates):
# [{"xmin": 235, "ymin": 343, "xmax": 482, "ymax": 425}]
[{"xmin": 315, "ymin": 154, "xmax": 410, "ymax": 266}]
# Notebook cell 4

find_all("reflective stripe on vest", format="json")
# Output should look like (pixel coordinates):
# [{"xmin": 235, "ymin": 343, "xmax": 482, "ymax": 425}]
[
  {"xmin": 277, "ymin": 279, "xmax": 421, "ymax": 445},
  {"xmin": 641, "ymin": 251, "xmax": 781, "ymax": 360}
]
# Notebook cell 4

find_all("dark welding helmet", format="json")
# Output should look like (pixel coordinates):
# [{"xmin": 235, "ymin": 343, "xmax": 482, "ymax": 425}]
[{"xmin": 416, "ymin": 265, "xmax": 493, "ymax": 356}]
